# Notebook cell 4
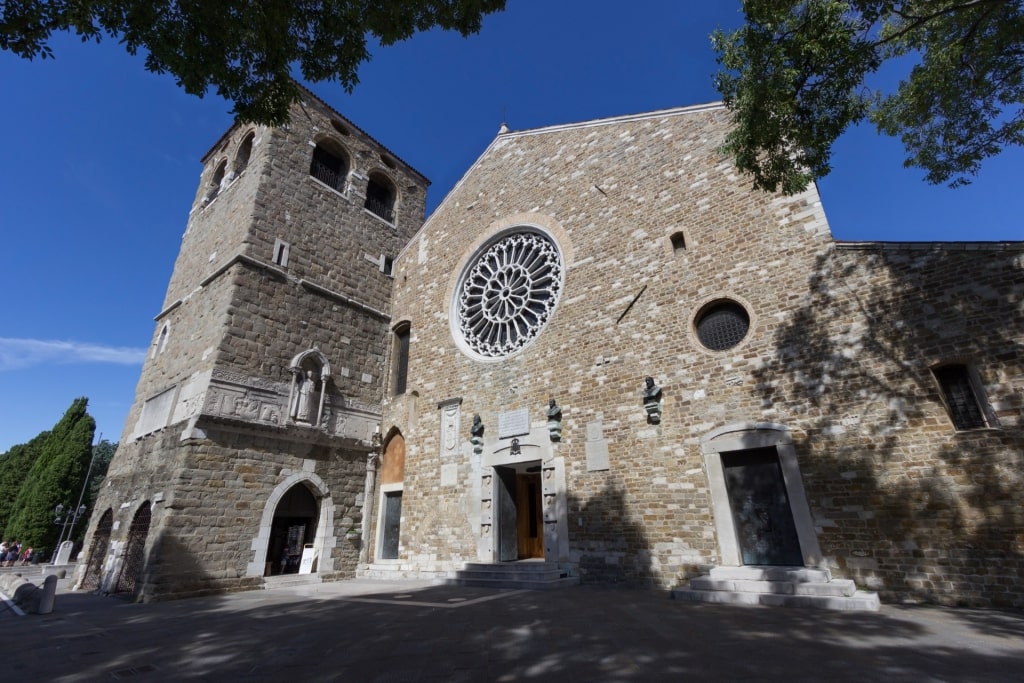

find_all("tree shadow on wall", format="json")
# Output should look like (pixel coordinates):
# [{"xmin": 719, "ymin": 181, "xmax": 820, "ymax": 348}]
[
  {"xmin": 751, "ymin": 246, "xmax": 1024, "ymax": 606},
  {"xmin": 569, "ymin": 481, "xmax": 656, "ymax": 586}
]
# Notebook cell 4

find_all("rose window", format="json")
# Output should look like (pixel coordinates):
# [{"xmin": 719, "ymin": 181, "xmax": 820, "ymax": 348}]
[{"xmin": 455, "ymin": 231, "xmax": 563, "ymax": 358}]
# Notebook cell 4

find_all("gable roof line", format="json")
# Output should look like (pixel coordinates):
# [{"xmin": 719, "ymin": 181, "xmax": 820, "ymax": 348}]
[
  {"xmin": 496, "ymin": 101, "xmax": 725, "ymax": 140},
  {"xmin": 395, "ymin": 102, "xmax": 727, "ymax": 263}
]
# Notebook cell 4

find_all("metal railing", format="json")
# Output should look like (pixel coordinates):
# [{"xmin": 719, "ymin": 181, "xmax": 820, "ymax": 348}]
[
  {"xmin": 310, "ymin": 159, "xmax": 347, "ymax": 193},
  {"xmin": 364, "ymin": 195, "xmax": 395, "ymax": 223}
]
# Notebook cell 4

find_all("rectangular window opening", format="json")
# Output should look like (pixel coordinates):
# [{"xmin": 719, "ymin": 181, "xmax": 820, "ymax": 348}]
[
  {"xmin": 273, "ymin": 239, "xmax": 290, "ymax": 267},
  {"xmin": 933, "ymin": 364, "xmax": 990, "ymax": 430}
]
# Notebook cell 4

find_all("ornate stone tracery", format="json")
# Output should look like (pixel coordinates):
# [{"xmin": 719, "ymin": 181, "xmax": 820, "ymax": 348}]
[{"xmin": 455, "ymin": 231, "xmax": 563, "ymax": 359}]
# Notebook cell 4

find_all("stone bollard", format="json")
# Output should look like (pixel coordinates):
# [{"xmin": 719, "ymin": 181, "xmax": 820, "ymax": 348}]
[{"xmin": 38, "ymin": 575, "xmax": 57, "ymax": 614}]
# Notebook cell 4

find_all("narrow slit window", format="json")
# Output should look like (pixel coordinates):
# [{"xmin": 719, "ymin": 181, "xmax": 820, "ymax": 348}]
[
  {"xmin": 273, "ymin": 239, "xmax": 290, "ymax": 267},
  {"xmin": 392, "ymin": 324, "xmax": 410, "ymax": 396}
]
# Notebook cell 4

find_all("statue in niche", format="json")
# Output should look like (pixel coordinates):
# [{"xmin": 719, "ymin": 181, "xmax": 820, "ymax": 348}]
[
  {"xmin": 291, "ymin": 369, "xmax": 318, "ymax": 423},
  {"xmin": 643, "ymin": 376, "xmax": 663, "ymax": 425},
  {"xmin": 546, "ymin": 398, "xmax": 563, "ymax": 442}
]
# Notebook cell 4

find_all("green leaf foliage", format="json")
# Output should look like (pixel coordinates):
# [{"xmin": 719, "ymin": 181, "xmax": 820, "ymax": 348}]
[
  {"xmin": 0, "ymin": 0, "xmax": 508, "ymax": 125},
  {"xmin": 85, "ymin": 439, "xmax": 118, "ymax": 512},
  {"xmin": 0, "ymin": 431, "xmax": 49, "ymax": 536},
  {"xmin": 4, "ymin": 398, "xmax": 96, "ymax": 552},
  {"xmin": 713, "ymin": 1, "xmax": 1024, "ymax": 193}
]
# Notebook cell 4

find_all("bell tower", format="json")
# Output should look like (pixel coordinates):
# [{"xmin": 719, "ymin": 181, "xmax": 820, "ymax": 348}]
[{"xmin": 78, "ymin": 88, "xmax": 428, "ymax": 600}]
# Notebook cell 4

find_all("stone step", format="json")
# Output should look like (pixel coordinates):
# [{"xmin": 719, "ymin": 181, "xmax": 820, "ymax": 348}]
[
  {"xmin": 456, "ymin": 568, "xmax": 564, "ymax": 582},
  {"xmin": 447, "ymin": 562, "xmax": 579, "ymax": 590},
  {"xmin": 447, "ymin": 575, "xmax": 580, "ymax": 590},
  {"xmin": 672, "ymin": 587, "xmax": 880, "ymax": 611},
  {"xmin": 690, "ymin": 577, "xmax": 857, "ymax": 597},
  {"xmin": 708, "ymin": 566, "xmax": 832, "ymax": 583},
  {"xmin": 263, "ymin": 574, "xmax": 323, "ymax": 589},
  {"xmin": 460, "ymin": 562, "xmax": 563, "ymax": 575}
]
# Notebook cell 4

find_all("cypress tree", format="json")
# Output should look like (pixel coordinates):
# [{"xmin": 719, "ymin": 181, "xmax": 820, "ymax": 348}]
[
  {"xmin": 4, "ymin": 398, "xmax": 96, "ymax": 555},
  {"xmin": 0, "ymin": 431, "xmax": 49, "ymax": 535}
]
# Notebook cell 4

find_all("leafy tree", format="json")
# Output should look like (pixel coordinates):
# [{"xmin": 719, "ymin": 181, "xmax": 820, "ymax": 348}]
[
  {"xmin": 0, "ymin": 431, "xmax": 49, "ymax": 536},
  {"xmin": 1, "ymin": 0, "xmax": 507, "ymax": 124},
  {"xmin": 85, "ymin": 438, "xmax": 118, "ymax": 511},
  {"xmin": 4, "ymin": 398, "xmax": 96, "ymax": 555},
  {"xmin": 712, "ymin": 1, "xmax": 1024, "ymax": 194}
]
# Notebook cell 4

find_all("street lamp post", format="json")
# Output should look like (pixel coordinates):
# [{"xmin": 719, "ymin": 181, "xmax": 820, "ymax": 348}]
[
  {"xmin": 50, "ymin": 432, "xmax": 102, "ymax": 565},
  {"xmin": 52, "ymin": 503, "xmax": 88, "ymax": 563}
]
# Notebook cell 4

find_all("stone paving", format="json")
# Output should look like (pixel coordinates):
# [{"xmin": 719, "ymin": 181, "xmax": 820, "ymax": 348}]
[{"xmin": 2, "ymin": 575, "xmax": 1023, "ymax": 681}]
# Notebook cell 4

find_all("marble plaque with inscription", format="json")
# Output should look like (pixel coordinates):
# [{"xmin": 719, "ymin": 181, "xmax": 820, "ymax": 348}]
[{"xmin": 498, "ymin": 408, "xmax": 530, "ymax": 439}]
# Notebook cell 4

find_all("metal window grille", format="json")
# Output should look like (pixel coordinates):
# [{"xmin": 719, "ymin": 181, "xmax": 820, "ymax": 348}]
[
  {"xmin": 696, "ymin": 302, "xmax": 750, "ymax": 351},
  {"xmin": 80, "ymin": 509, "xmax": 114, "ymax": 591},
  {"xmin": 309, "ymin": 147, "xmax": 347, "ymax": 193},
  {"xmin": 934, "ymin": 365, "xmax": 987, "ymax": 430},
  {"xmin": 114, "ymin": 503, "xmax": 152, "ymax": 595},
  {"xmin": 364, "ymin": 179, "xmax": 395, "ymax": 222}
]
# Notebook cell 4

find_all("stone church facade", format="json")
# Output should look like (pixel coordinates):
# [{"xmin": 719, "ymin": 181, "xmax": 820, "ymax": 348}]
[{"xmin": 79, "ymin": 94, "xmax": 1024, "ymax": 607}]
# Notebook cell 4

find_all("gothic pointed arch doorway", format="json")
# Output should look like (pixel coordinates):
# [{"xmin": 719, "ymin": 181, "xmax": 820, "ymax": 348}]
[
  {"xmin": 80, "ymin": 508, "xmax": 113, "ymax": 591},
  {"xmin": 265, "ymin": 484, "xmax": 320, "ymax": 575}
]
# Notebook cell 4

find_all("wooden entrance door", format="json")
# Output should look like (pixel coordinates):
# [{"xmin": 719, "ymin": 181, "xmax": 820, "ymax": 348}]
[
  {"xmin": 515, "ymin": 473, "xmax": 544, "ymax": 559},
  {"xmin": 722, "ymin": 447, "xmax": 803, "ymax": 566}
]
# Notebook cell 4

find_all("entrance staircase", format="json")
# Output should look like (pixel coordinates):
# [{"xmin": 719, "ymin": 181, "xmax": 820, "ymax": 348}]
[
  {"xmin": 262, "ymin": 573, "xmax": 323, "ymax": 591},
  {"xmin": 447, "ymin": 561, "xmax": 579, "ymax": 590},
  {"xmin": 672, "ymin": 566, "xmax": 879, "ymax": 611}
]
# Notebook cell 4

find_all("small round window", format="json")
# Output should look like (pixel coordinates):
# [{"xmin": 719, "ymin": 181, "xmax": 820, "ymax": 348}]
[{"xmin": 696, "ymin": 300, "xmax": 750, "ymax": 351}]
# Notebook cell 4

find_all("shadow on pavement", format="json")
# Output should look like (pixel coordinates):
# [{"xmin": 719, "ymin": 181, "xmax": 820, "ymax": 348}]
[{"xmin": 4, "ymin": 583, "xmax": 1024, "ymax": 681}]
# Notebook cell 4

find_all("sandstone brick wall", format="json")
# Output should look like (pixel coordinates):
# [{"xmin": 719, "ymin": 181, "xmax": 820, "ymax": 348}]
[
  {"xmin": 789, "ymin": 243, "xmax": 1024, "ymax": 605},
  {"xmin": 379, "ymin": 105, "xmax": 1024, "ymax": 605}
]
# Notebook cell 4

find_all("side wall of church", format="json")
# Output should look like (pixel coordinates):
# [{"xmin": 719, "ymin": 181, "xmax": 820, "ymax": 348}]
[{"xmin": 786, "ymin": 244, "xmax": 1024, "ymax": 606}]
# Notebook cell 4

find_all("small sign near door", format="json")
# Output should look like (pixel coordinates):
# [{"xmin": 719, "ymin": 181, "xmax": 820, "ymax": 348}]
[{"xmin": 298, "ymin": 544, "xmax": 316, "ymax": 574}]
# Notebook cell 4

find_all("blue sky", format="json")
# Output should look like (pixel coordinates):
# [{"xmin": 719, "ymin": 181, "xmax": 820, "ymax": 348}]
[{"xmin": 1, "ymin": 1, "xmax": 1021, "ymax": 453}]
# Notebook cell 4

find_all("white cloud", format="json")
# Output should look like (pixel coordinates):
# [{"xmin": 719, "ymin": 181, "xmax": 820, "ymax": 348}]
[{"xmin": 0, "ymin": 338, "xmax": 147, "ymax": 371}]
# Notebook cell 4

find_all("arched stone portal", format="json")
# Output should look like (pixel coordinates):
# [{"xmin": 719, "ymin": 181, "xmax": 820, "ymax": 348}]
[
  {"xmin": 246, "ymin": 472, "xmax": 335, "ymax": 578},
  {"xmin": 266, "ymin": 484, "xmax": 319, "ymax": 575}
]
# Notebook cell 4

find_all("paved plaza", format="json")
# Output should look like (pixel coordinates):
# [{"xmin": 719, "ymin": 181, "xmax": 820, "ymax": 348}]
[{"xmin": 2, "ymin": 576, "xmax": 1024, "ymax": 681}]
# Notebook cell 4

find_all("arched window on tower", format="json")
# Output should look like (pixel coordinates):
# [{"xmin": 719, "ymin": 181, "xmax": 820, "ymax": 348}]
[
  {"xmin": 309, "ymin": 140, "xmax": 349, "ymax": 194},
  {"xmin": 233, "ymin": 131, "xmax": 255, "ymax": 177},
  {"xmin": 364, "ymin": 172, "xmax": 396, "ymax": 223},
  {"xmin": 206, "ymin": 160, "xmax": 227, "ymax": 202}
]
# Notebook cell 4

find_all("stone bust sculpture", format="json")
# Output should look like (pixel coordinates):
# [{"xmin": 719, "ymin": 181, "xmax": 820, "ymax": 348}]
[
  {"xmin": 643, "ymin": 376, "xmax": 662, "ymax": 401},
  {"xmin": 547, "ymin": 398, "xmax": 562, "ymax": 420},
  {"xmin": 470, "ymin": 414, "xmax": 484, "ymax": 438}
]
